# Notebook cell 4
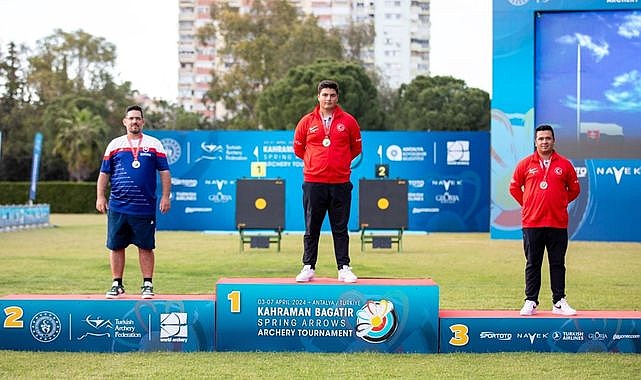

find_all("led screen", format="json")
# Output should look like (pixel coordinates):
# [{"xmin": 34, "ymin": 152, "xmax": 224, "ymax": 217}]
[{"xmin": 535, "ymin": 10, "xmax": 641, "ymax": 159}]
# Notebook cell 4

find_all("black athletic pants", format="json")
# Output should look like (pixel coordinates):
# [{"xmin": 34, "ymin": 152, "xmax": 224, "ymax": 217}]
[
  {"xmin": 522, "ymin": 227, "xmax": 568, "ymax": 304},
  {"xmin": 302, "ymin": 182, "xmax": 352, "ymax": 270}
]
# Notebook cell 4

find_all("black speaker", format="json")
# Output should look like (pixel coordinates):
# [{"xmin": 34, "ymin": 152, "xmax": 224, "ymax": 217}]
[
  {"xmin": 235, "ymin": 179, "xmax": 285, "ymax": 230},
  {"xmin": 359, "ymin": 179, "xmax": 408, "ymax": 229}
]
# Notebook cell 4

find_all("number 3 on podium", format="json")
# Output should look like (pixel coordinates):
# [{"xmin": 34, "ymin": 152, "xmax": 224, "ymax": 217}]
[{"xmin": 448, "ymin": 324, "xmax": 469, "ymax": 346}]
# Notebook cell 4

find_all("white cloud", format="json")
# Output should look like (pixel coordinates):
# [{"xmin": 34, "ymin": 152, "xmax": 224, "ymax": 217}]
[
  {"xmin": 557, "ymin": 33, "xmax": 609, "ymax": 62},
  {"xmin": 618, "ymin": 14, "xmax": 641, "ymax": 39}
]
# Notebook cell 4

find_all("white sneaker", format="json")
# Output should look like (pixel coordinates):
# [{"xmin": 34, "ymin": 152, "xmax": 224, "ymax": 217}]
[
  {"xmin": 338, "ymin": 265, "xmax": 357, "ymax": 283},
  {"xmin": 519, "ymin": 300, "xmax": 537, "ymax": 316},
  {"xmin": 140, "ymin": 281, "xmax": 154, "ymax": 299},
  {"xmin": 553, "ymin": 298, "xmax": 577, "ymax": 316},
  {"xmin": 296, "ymin": 265, "xmax": 315, "ymax": 282}
]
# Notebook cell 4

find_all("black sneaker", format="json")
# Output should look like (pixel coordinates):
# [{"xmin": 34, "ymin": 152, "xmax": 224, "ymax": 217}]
[
  {"xmin": 105, "ymin": 281, "xmax": 125, "ymax": 299},
  {"xmin": 141, "ymin": 282, "xmax": 154, "ymax": 299}
]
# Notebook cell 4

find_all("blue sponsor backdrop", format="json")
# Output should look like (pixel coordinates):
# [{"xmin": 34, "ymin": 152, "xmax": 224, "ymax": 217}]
[
  {"xmin": 0, "ymin": 297, "xmax": 215, "ymax": 352},
  {"xmin": 147, "ymin": 131, "xmax": 490, "ymax": 232},
  {"xmin": 491, "ymin": 1, "xmax": 641, "ymax": 242},
  {"xmin": 215, "ymin": 278, "xmax": 439, "ymax": 353}
]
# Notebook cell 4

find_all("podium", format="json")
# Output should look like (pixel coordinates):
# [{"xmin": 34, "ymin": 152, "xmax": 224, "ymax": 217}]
[
  {"xmin": 439, "ymin": 309, "xmax": 641, "ymax": 353},
  {"xmin": 215, "ymin": 277, "xmax": 440, "ymax": 353},
  {"xmin": 358, "ymin": 179, "xmax": 408, "ymax": 252},
  {"xmin": 235, "ymin": 179, "xmax": 285, "ymax": 252},
  {"xmin": 0, "ymin": 294, "xmax": 215, "ymax": 352}
]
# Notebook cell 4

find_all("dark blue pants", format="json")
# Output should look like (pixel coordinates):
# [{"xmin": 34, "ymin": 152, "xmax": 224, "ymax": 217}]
[
  {"xmin": 522, "ymin": 227, "xmax": 568, "ymax": 304},
  {"xmin": 302, "ymin": 182, "xmax": 353, "ymax": 270}
]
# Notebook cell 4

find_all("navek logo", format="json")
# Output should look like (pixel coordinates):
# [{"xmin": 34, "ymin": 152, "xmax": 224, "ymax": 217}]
[
  {"xmin": 517, "ymin": 332, "xmax": 548, "ymax": 344},
  {"xmin": 596, "ymin": 166, "xmax": 641, "ymax": 184}
]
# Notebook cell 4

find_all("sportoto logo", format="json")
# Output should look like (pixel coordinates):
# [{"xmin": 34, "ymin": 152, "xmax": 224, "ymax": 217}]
[{"xmin": 355, "ymin": 300, "xmax": 398, "ymax": 343}]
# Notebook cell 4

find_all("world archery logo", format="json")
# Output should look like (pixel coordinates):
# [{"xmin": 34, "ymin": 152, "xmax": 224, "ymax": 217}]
[
  {"xmin": 355, "ymin": 300, "xmax": 399, "ymax": 343},
  {"xmin": 160, "ymin": 312, "xmax": 188, "ymax": 343}
]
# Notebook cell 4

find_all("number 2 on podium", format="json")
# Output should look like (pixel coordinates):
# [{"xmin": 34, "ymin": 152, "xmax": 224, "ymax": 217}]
[{"xmin": 227, "ymin": 291, "xmax": 241, "ymax": 313}]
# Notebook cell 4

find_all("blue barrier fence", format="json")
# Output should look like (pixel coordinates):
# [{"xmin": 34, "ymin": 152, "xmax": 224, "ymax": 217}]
[{"xmin": 0, "ymin": 204, "xmax": 50, "ymax": 231}]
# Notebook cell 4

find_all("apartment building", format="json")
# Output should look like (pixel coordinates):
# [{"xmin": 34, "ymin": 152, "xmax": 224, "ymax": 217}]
[{"xmin": 178, "ymin": 0, "xmax": 430, "ymax": 119}]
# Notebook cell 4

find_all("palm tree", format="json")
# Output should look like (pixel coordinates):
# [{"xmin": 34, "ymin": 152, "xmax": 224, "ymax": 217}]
[{"xmin": 53, "ymin": 107, "xmax": 108, "ymax": 181}]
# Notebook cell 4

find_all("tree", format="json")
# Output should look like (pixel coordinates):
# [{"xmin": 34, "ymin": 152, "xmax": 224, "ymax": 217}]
[
  {"xmin": 27, "ymin": 29, "xmax": 117, "ymax": 102},
  {"xmin": 40, "ymin": 92, "xmax": 130, "ymax": 181},
  {"xmin": 202, "ymin": 0, "xmax": 343, "ymax": 129},
  {"xmin": 52, "ymin": 106, "xmax": 108, "ymax": 181},
  {"xmin": 1, "ymin": 31, "xmax": 146, "ymax": 181},
  {"xmin": 0, "ymin": 104, "xmax": 43, "ymax": 181},
  {"xmin": 256, "ymin": 59, "xmax": 384, "ymax": 130},
  {"xmin": 389, "ymin": 75, "xmax": 490, "ymax": 131},
  {"xmin": 144, "ymin": 100, "xmax": 212, "ymax": 130},
  {"xmin": 338, "ymin": 22, "xmax": 375, "ymax": 65},
  {"xmin": 0, "ymin": 42, "xmax": 39, "ymax": 181},
  {"xmin": 0, "ymin": 42, "xmax": 31, "ymax": 112}
]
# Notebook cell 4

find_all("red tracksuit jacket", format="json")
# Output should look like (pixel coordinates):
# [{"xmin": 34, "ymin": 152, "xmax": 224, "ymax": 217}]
[
  {"xmin": 509, "ymin": 150, "xmax": 580, "ymax": 229},
  {"xmin": 293, "ymin": 104, "xmax": 362, "ymax": 183}
]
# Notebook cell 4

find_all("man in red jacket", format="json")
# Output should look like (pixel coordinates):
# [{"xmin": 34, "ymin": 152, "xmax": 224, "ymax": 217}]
[
  {"xmin": 293, "ymin": 79, "xmax": 362, "ymax": 283},
  {"xmin": 510, "ymin": 124, "xmax": 580, "ymax": 316}
]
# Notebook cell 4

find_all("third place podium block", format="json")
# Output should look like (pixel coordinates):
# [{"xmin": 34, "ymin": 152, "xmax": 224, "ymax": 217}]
[
  {"xmin": 439, "ymin": 310, "xmax": 641, "ymax": 353},
  {"xmin": 215, "ymin": 277, "xmax": 439, "ymax": 353}
]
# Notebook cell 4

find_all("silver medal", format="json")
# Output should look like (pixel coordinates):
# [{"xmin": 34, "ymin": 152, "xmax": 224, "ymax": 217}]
[
  {"xmin": 322, "ymin": 137, "xmax": 331, "ymax": 147},
  {"xmin": 132, "ymin": 160, "xmax": 141, "ymax": 169}
]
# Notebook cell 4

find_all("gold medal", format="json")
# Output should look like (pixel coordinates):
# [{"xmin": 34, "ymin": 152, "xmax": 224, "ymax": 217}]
[
  {"xmin": 539, "ymin": 181, "xmax": 548, "ymax": 190},
  {"xmin": 132, "ymin": 160, "xmax": 141, "ymax": 169},
  {"xmin": 322, "ymin": 137, "xmax": 331, "ymax": 147}
]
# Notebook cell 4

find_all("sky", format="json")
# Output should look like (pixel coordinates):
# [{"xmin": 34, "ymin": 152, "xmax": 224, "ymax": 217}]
[{"xmin": 0, "ymin": 0, "xmax": 492, "ymax": 101}]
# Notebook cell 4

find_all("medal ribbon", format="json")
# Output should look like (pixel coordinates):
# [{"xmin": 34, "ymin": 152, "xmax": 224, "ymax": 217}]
[
  {"xmin": 127, "ymin": 134, "xmax": 143, "ymax": 163},
  {"xmin": 323, "ymin": 115, "xmax": 332, "ymax": 138},
  {"xmin": 540, "ymin": 159, "xmax": 550, "ymax": 184}
]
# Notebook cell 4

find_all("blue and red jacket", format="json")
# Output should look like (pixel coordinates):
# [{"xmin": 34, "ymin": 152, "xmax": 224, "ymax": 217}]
[{"xmin": 100, "ymin": 134, "xmax": 169, "ymax": 216}]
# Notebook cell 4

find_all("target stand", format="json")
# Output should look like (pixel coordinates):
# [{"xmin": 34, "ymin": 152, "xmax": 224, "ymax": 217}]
[
  {"xmin": 358, "ymin": 179, "xmax": 408, "ymax": 252},
  {"xmin": 236, "ymin": 179, "xmax": 285, "ymax": 252}
]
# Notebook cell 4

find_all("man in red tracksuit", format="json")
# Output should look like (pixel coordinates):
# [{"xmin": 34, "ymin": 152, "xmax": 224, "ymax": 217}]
[
  {"xmin": 510, "ymin": 124, "xmax": 580, "ymax": 316},
  {"xmin": 293, "ymin": 79, "xmax": 362, "ymax": 283}
]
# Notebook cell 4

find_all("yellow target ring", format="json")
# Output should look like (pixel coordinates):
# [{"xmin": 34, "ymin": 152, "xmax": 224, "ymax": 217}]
[
  {"xmin": 377, "ymin": 198, "xmax": 389, "ymax": 210},
  {"xmin": 255, "ymin": 198, "xmax": 267, "ymax": 210}
]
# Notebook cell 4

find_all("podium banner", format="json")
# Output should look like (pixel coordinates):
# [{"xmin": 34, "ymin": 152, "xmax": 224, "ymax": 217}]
[
  {"xmin": 440, "ymin": 310, "xmax": 641, "ymax": 353},
  {"xmin": 0, "ymin": 295, "xmax": 215, "ymax": 352},
  {"xmin": 215, "ymin": 278, "xmax": 439, "ymax": 353}
]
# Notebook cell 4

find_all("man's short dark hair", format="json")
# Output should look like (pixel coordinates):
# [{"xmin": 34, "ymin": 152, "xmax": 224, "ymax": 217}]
[
  {"xmin": 317, "ymin": 80, "xmax": 339, "ymax": 95},
  {"xmin": 535, "ymin": 124, "xmax": 555, "ymax": 139},
  {"xmin": 126, "ymin": 105, "xmax": 144, "ymax": 118}
]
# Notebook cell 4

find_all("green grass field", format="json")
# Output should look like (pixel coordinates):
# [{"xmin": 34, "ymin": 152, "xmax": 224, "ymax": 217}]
[{"xmin": 1, "ymin": 214, "xmax": 640, "ymax": 379}]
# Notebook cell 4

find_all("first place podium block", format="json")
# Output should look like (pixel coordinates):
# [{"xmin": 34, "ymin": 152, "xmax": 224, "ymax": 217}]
[{"xmin": 215, "ymin": 278, "xmax": 439, "ymax": 353}]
